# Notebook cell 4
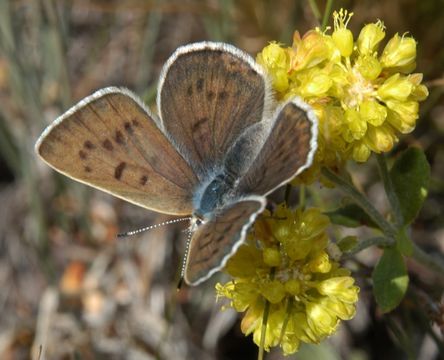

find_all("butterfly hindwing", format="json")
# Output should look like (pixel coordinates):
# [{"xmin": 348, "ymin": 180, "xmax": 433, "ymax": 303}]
[
  {"xmin": 36, "ymin": 88, "xmax": 199, "ymax": 215},
  {"xmin": 158, "ymin": 42, "xmax": 271, "ymax": 178},
  {"xmin": 234, "ymin": 98, "xmax": 318, "ymax": 196},
  {"xmin": 184, "ymin": 196, "xmax": 266, "ymax": 285}
]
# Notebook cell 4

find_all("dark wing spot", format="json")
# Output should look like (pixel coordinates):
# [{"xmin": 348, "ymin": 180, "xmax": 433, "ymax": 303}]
[
  {"xmin": 102, "ymin": 139, "xmax": 113, "ymax": 151},
  {"xmin": 79, "ymin": 150, "xmax": 87, "ymax": 159},
  {"xmin": 124, "ymin": 122, "xmax": 133, "ymax": 134},
  {"xmin": 84, "ymin": 166, "xmax": 92, "ymax": 173},
  {"xmin": 115, "ymin": 130, "xmax": 124, "ymax": 144},
  {"xmin": 84, "ymin": 140, "xmax": 95, "ymax": 150},
  {"xmin": 187, "ymin": 85, "xmax": 193, "ymax": 96},
  {"xmin": 132, "ymin": 119, "xmax": 140, "ymax": 127},
  {"xmin": 275, "ymin": 148, "xmax": 285, "ymax": 159},
  {"xmin": 114, "ymin": 162, "xmax": 126, "ymax": 180},
  {"xmin": 219, "ymin": 91, "xmax": 228, "ymax": 100},
  {"xmin": 196, "ymin": 78, "xmax": 204, "ymax": 92},
  {"xmin": 207, "ymin": 91, "xmax": 215, "ymax": 101},
  {"xmin": 196, "ymin": 231, "xmax": 213, "ymax": 250},
  {"xmin": 281, "ymin": 153, "xmax": 292, "ymax": 163},
  {"xmin": 139, "ymin": 175, "xmax": 148, "ymax": 185},
  {"xmin": 192, "ymin": 117, "xmax": 208, "ymax": 132},
  {"xmin": 224, "ymin": 223, "xmax": 234, "ymax": 232},
  {"xmin": 229, "ymin": 71, "xmax": 240, "ymax": 79},
  {"xmin": 191, "ymin": 255, "xmax": 210, "ymax": 266}
]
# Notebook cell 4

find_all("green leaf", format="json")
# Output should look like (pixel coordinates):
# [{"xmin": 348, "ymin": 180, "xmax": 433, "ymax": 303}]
[
  {"xmin": 390, "ymin": 148, "xmax": 430, "ymax": 224},
  {"xmin": 372, "ymin": 248, "xmax": 409, "ymax": 313},
  {"xmin": 337, "ymin": 236, "xmax": 358, "ymax": 253},
  {"xmin": 325, "ymin": 204, "xmax": 378, "ymax": 228},
  {"xmin": 396, "ymin": 227, "xmax": 413, "ymax": 256}
]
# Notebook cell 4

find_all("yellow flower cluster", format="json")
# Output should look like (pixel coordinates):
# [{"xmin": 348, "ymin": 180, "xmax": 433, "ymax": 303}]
[
  {"xmin": 257, "ymin": 9, "xmax": 428, "ymax": 178},
  {"xmin": 216, "ymin": 206, "xmax": 359, "ymax": 355}
]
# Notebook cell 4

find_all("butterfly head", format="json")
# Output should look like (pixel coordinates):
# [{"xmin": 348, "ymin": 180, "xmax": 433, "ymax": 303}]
[{"xmin": 189, "ymin": 213, "xmax": 205, "ymax": 232}]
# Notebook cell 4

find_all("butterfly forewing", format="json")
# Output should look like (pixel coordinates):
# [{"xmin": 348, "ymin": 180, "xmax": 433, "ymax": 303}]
[
  {"xmin": 36, "ymin": 88, "xmax": 198, "ymax": 215},
  {"xmin": 234, "ymin": 99, "xmax": 318, "ymax": 196},
  {"xmin": 184, "ymin": 196, "xmax": 265, "ymax": 285},
  {"xmin": 158, "ymin": 43, "xmax": 270, "ymax": 177}
]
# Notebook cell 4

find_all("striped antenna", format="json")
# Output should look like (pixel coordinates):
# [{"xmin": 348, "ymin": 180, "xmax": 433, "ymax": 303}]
[
  {"xmin": 117, "ymin": 217, "xmax": 191, "ymax": 238},
  {"xmin": 177, "ymin": 228, "xmax": 193, "ymax": 289}
]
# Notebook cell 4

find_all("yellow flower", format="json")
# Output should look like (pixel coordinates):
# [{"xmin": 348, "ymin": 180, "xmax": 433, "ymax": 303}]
[
  {"xmin": 306, "ymin": 298, "xmax": 340, "ymax": 337},
  {"xmin": 256, "ymin": 42, "xmax": 290, "ymax": 93},
  {"xmin": 216, "ymin": 206, "xmax": 359, "ymax": 355},
  {"xmin": 357, "ymin": 21, "xmax": 386, "ymax": 55},
  {"xmin": 364, "ymin": 123, "xmax": 398, "ymax": 152},
  {"xmin": 332, "ymin": 9, "xmax": 354, "ymax": 57},
  {"xmin": 255, "ymin": 8, "xmax": 428, "ymax": 177},
  {"xmin": 355, "ymin": 54, "xmax": 382, "ymax": 80},
  {"xmin": 377, "ymin": 73, "xmax": 414, "ymax": 101},
  {"xmin": 290, "ymin": 30, "xmax": 334, "ymax": 72},
  {"xmin": 380, "ymin": 33, "xmax": 417, "ymax": 71},
  {"xmin": 297, "ymin": 68, "xmax": 333, "ymax": 98}
]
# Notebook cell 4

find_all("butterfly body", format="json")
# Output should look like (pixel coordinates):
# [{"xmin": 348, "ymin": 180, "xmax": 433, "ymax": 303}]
[
  {"xmin": 35, "ymin": 41, "xmax": 318, "ymax": 286},
  {"xmin": 194, "ymin": 169, "xmax": 237, "ymax": 217}
]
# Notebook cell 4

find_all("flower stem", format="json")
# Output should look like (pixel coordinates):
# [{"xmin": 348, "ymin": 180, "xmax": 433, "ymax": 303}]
[
  {"xmin": 299, "ymin": 184, "xmax": 306, "ymax": 210},
  {"xmin": 321, "ymin": 167, "xmax": 396, "ymax": 237},
  {"xmin": 258, "ymin": 299, "xmax": 271, "ymax": 360},
  {"xmin": 321, "ymin": 0, "xmax": 334, "ymax": 30},
  {"xmin": 307, "ymin": 0, "xmax": 321, "ymax": 24},
  {"xmin": 284, "ymin": 183, "xmax": 292, "ymax": 207},
  {"xmin": 376, "ymin": 154, "xmax": 404, "ymax": 227},
  {"xmin": 278, "ymin": 297, "xmax": 293, "ymax": 344},
  {"xmin": 345, "ymin": 236, "xmax": 393, "ymax": 256}
]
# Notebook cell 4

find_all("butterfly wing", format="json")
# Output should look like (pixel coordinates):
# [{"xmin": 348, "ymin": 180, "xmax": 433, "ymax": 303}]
[
  {"xmin": 35, "ymin": 87, "xmax": 199, "ymax": 215},
  {"xmin": 158, "ymin": 42, "xmax": 272, "ymax": 178},
  {"xmin": 234, "ymin": 98, "xmax": 318, "ymax": 196},
  {"xmin": 184, "ymin": 196, "xmax": 265, "ymax": 286}
]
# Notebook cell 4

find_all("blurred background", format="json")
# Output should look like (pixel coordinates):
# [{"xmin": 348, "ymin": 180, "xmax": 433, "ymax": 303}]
[{"xmin": 0, "ymin": 0, "xmax": 443, "ymax": 359}]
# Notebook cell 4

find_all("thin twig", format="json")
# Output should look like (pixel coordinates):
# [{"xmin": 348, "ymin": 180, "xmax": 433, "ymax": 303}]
[{"xmin": 321, "ymin": 166, "xmax": 396, "ymax": 237}]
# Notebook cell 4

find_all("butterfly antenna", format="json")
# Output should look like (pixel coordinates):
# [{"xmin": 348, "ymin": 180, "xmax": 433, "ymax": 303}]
[
  {"xmin": 177, "ymin": 228, "xmax": 193, "ymax": 290},
  {"xmin": 117, "ymin": 217, "xmax": 191, "ymax": 238}
]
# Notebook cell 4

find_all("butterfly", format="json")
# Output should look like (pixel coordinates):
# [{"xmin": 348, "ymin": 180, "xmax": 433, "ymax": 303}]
[{"xmin": 35, "ymin": 42, "xmax": 318, "ymax": 286}]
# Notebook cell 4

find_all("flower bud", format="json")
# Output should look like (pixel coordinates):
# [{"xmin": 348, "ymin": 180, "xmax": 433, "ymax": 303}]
[
  {"xmin": 355, "ymin": 54, "xmax": 382, "ymax": 80},
  {"xmin": 357, "ymin": 21, "xmax": 385, "ymax": 55},
  {"xmin": 359, "ymin": 100, "xmax": 387, "ymax": 126},
  {"xmin": 385, "ymin": 100, "xmax": 418, "ymax": 133},
  {"xmin": 290, "ymin": 30, "xmax": 332, "ymax": 71},
  {"xmin": 285, "ymin": 279, "xmax": 302, "ymax": 295},
  {"xmin": 298, "ymin": 71, "xmax": 333, "ymax": 97},
  {"xmin": 307, "ymin": 251, "xmax": 332, "ymax": 273},
  {"xmin": 378, "ymin": 73, "xmax": 413, "ymax": 101},
  {"xmin": 352, "ymin": 142, "xmax": 371, "ymax": 162},
  {"xmin": 365, "ymin": 124, "xmax": 397, "ymax": 152},
  {"xmin": 263, "ymin": 247, "xmax": 281, "ymax": 267},
  {"xmin": 260, "ymin": 280, "xmax": 286, "ymax": 304},
  {"xmin": 345, "ymin": 108, "xmax": 367, "ymax": 140},
  {"xmin": 380, "ymin": 33, "xmax": 416, "ymax": 68}
]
